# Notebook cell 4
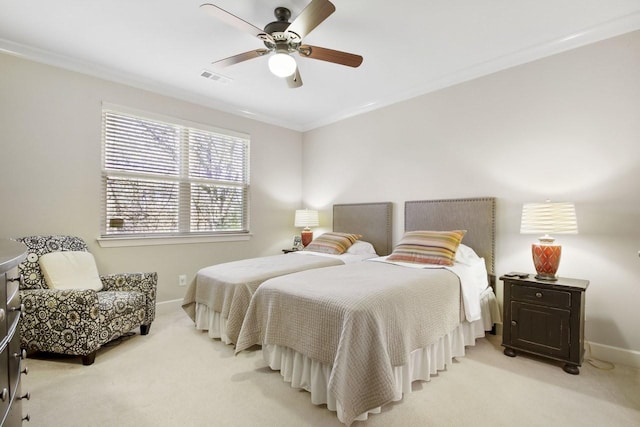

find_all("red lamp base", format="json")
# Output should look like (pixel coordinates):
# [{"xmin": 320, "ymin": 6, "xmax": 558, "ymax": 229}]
[
  {"xmin": 301, "ymin": 230, "xmax": 313, "ymax": 247},
  {"xmin": 532, "ymin": 243, "xmax": 561, "ymax": 281}
]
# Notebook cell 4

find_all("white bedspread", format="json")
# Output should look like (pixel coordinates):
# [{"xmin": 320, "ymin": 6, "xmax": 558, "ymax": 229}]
[
  {"xmin": 235, "ymin": 261, "xmax": 465, "ymax": 426},
  {"xmin": 263, "ymin": 287, "xmax": 499, "ymax": 424},
  {"xmin": 181, "ymin": 252, "xmax": 345, "ymax": 344},
  {"xmin": 370, "ymin": 255, "xmax": 489, "ymax": 321}
]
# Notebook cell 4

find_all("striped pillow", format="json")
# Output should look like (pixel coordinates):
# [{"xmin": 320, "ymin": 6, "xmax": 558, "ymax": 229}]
[
  {"xmin": 305, "ymin": 232, "xmax": 362, "ymax": 255},
  {"xmin": 387, "ymin": 230, "xmax": 466, "ymax": 266}
]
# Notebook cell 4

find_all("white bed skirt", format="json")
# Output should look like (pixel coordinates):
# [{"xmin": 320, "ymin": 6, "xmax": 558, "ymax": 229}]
[
  {"xmin": 262, "ymin": 288, "xmax": 501, "ymax": 424},
  {"xmin": 194, "ymin": 304, "xmax": 233, "ymax": 345}
]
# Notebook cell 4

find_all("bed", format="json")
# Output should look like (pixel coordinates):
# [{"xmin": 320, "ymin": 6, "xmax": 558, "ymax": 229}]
[
  {"xmin": 234, "ymin": 197, "xmax": 501, "ymax": 426},
  {"xmin": 181, "ymin": 202, "xmax": 393, "ymax": 345}
]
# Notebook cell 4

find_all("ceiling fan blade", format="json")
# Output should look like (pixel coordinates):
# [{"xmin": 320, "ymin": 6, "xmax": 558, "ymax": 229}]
[
  {"xmin": 299, "ymin": 45, "xmax": 363, "ymax": 68},
  {"xmin": 285, "ymin": 0, "xmax": 335, "ymax": 39},
  {"xmin": 200, "ymin": 3, "xmax": 272, "ymax": 42},
  {"xmin": 212, "ymin": 49, "xmax": 269, "ymax": 68},
  {"xmin": 287, "ymin": 68, "xmax": 303, "ymax": 88}
]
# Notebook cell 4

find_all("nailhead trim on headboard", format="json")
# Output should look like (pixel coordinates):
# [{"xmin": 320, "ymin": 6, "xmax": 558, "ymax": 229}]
[{"xmin": 404, "ymin": 198, "xmax": 496, "ymax": 275}]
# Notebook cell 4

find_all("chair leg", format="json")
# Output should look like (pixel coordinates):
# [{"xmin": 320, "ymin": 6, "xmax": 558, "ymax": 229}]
[
  {"xmin": 140, "ymin": 323, "xmax": 152, "ymax": 335},
  {"xmin": 82, "ymin": 351, "xmax": 97, "ymax": 366}
]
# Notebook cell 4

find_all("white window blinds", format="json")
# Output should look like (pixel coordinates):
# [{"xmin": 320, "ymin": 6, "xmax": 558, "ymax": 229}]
[{"xmin": 101, "ymin": 109, "xmax": 250, "ymax": 237}]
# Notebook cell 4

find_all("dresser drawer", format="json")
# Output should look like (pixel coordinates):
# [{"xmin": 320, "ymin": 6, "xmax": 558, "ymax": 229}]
[
  {"xmin": 8, "ymin": 326, "xmax": 23, "ymax": 399},
  {"xmin": 6, "ymin": 285, "xmax": 21, "ymax": 331},
  {"xmin": 510, "ymin": 284, "xmax": 572, "ymax": 308},
  {"xmin": 0, "ymin": 273, "xmax": 6, "ymax": 341},
  {"xmin": 5, "ymin": 268, "xmax": 20, "ymax": 304},
  {"xmin": 0, "ymin": 347, "xmax": 9, "ymax": 424}
]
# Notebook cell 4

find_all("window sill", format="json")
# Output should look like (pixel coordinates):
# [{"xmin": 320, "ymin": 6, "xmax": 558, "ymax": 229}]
[{"xmin": 96, "ymin": 233, "xmax": 252, "ymax": 248}]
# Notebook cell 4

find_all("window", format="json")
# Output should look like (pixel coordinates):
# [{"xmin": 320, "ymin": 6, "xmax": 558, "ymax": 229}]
[{"xmin": 101, "ymin": 107, "xmax": 250, "ymax": 239}]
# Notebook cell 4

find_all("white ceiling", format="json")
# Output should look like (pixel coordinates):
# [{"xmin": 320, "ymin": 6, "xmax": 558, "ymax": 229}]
[{"xmin": 2, "ymin": 1, "xmax": 640, "ymax": 131}]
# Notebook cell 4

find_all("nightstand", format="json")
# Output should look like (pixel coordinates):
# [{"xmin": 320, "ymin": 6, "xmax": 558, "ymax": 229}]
[{"xmin": 501, "ymin": 274, "xmax": 589, "ymax": 374}]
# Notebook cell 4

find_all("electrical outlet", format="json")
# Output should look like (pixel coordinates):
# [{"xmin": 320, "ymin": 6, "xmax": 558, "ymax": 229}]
[{"xmin": 178, "ymin": 274, "xmax": 187, "ymax": 287}]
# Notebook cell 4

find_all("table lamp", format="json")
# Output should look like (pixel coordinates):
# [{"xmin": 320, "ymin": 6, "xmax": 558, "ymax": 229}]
[
  {"xmin": 520, "ymin": 201, "xmax": 578, "ymax": 281},
  {"xmin": 294, "ymin": 209, "xmax": 319, "ymax": 247}
]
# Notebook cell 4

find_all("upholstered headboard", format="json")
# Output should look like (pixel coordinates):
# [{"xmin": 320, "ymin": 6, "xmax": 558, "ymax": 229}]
[
  {"xmin": 333, "ymin": 202, "xmax": 393, "ymax": 256},
  {"xmin": 404, "ymin": 198, "xmax": 496, "ymax": 274}
]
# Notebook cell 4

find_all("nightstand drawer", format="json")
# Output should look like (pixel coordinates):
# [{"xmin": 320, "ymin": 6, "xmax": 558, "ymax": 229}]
[{"xmin": 511, "ymin": 285, "xmax": 571, "ymax": 308}]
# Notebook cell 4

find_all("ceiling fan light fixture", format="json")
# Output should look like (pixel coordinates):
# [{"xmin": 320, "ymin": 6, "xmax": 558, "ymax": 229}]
[
  {"xmin": 268, "ymin": 52, "xmax": 297, "ymax": 77},
  {"xmin": 202, "ymin": 1, "xmax": 362, "ymax": 87}
]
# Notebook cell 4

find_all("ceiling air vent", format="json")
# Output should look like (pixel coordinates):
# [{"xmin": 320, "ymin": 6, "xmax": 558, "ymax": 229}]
[{"xmin": 200, "ymin": 69, "xmax": 232, "ymax": 85}]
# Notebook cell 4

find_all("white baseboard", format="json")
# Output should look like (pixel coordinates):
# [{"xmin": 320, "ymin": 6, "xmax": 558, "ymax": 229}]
[
  {"xmin": 587, "ymin": 341, "xmax": 640, "ymax": 369},
  {"xmin": 155, "ymin": 299, "xmax": 183, "ymax": 316},
  {"xmin": 492, "ymin": 325, "xmax": 639, "ymax": 369}
]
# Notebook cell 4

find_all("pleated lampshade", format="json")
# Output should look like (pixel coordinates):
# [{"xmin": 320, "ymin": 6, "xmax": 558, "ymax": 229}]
[{"xmin": 520, "ymin": 201, "xmax": 578, "ymax": 281}]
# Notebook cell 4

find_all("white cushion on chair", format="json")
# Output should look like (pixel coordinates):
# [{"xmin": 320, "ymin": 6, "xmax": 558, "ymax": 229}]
[{"xmin": 38, "ymin": 251, "xmax": 104, "ymax": 291}]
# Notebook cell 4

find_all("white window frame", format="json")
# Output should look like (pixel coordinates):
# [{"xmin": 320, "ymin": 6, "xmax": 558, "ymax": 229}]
[{"xmin": 98, "ymin": 103, "xmax": 251, "ymax": 247}]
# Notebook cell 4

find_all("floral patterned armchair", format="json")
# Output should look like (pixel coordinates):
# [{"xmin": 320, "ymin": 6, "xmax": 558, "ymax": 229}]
[{"xmin": 16, "ymin": 235, "xmax": 157, "ymax": 365}]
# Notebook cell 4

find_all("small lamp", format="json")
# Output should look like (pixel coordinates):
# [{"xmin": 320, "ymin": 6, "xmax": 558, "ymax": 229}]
[
  {"xmin": 520, "ymin": 201, "xmax": 578, "ymax": 281},
  {"xmin": 294, "ymin": 209, "xmax": 319, "ymax": 247}
]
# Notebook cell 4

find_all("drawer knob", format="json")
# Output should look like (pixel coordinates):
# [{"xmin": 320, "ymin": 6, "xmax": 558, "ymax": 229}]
[
  {"xmin": 0, "ymin": 308, "xmax": 4, "ymax": 322},
  {"xmin": 0, "ymin": 388, "xmax": 7, "ymax": 402},
  {"xmin": 10, "ymin": 303, "xmax": 25, "ymax": 318},
  {"xmin": 19, "ymin": 392, "xmax": 31, "ymax": 401},
  {"xmin": 23, "ymin": 414, "xmax": 31, "ymax": 422},
  {"xmin": 535, "ymin": 292, "xmax": 543, "ymax": 298},
  {"xmin": 14, "ymin": 349, "xmax": 27, "ymax": 360},
  {"xmin": 511, "ymin": 320, "xmax": 517, "ymax": 326},
  {"xmin": 11, "ymin": 303, "xmax": 25, "ymax": 312},
  {"xmin": 21, "ymin": 366, "xmax": 29, "ymax": 376},
  {"xmin": 7, "ymin": 274, "xmax": 23, "ymax": 285}
]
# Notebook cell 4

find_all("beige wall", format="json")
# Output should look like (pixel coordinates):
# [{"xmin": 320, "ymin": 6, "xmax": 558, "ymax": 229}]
[
  {"xmin": 2, "ymin": 30, "xmax": 639, "ymax": 361},
  {"xmin": 302, "ymin": 31, "xmax": 640, "ymax": 356},
  {"xmin": 0, "ymin": 53, "xmax": 303, "ymax": 304}
]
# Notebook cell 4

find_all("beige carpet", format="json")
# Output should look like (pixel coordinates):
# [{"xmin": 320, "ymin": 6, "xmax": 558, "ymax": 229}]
[{"xmin": 22, "ymin": 310, "xmax": 640, "ymax": 427}]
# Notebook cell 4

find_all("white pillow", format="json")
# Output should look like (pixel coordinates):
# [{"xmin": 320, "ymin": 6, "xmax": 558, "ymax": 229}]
[
  {"xmin": 346, "ymin": 240, "xmax": 377, "ymax": 256},
  {"xmin": 38, "ymin": 251, "xmax": 104, "ymax": 291},
  {"xmin": 454, "ymin": 244, "xmax": 482, "ymax": 265}
]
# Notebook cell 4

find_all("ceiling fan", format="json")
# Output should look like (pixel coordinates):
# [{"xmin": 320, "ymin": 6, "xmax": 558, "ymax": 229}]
[{"xmin": 200, "ymin": 0, "xmax": 363, "ymax": 88}]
